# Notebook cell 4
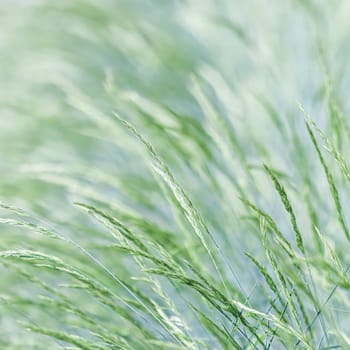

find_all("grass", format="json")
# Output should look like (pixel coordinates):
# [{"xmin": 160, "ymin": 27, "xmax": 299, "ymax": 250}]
[{"xmin": 1, "ymin": 0, "xmax": 350, "ymax": 349}]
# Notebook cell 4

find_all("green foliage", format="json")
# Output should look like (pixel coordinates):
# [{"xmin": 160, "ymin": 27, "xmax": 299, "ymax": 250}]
[{"xmin": 1, "ymin": 0, "xmax": 350, "ymax": 349}]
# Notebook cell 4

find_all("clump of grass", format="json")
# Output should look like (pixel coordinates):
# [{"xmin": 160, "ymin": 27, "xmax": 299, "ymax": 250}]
[{"xmin": 1, "ymin": 1, "xmax": 350, "ymax": 349}]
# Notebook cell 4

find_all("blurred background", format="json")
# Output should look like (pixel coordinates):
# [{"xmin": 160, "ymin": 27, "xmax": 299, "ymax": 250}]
[{"xmin": 1, "ymin": 0, "xmax": 350, "ymax": 348}]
